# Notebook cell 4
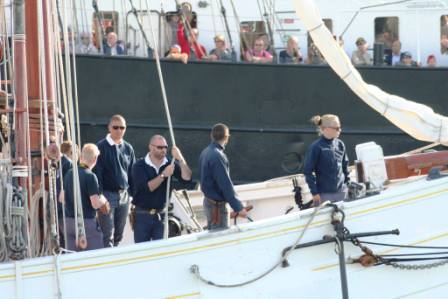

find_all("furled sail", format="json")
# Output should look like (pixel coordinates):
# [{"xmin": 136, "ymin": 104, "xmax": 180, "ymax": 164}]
[{"xmin": 292, "ymin": 0, "xmax": 448, "ymax": 145}]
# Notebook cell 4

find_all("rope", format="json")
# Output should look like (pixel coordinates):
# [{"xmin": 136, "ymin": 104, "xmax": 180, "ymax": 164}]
[
  {"xmin": 52, "ymin": 251, "xmax": 63, "ymax": 299},
  {"xmin": 140, "ymin": 0, "xmax": 176, "ymax": 240},
  {"xmin": 190, "ymin": 201, "xmax": 331, "ymax": 287},
  {"xmin": 358, "ymin": 240, "xmax": 448, "ymax": 250},
  {"xmin": 60, "ymin": 0, "xmax": 86, "ymax": 248}
]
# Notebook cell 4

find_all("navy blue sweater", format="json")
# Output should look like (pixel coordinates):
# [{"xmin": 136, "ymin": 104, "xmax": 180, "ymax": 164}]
[
  {"xmin": 198, "ymin": 142, "xmax": 243, "ymax": 212},
  {"xmin": 93, "ymin": 138, "xmax": 136, "ymax": 196},
  {"xmin": 131, "ymin": 157, "xmax": 189, "ymax": 210},
  {"xmin": 304, "ymin": 136, "xmax": 350, "ymax": 195},
  {"xmin": 64, "ymin": 166, "xmax": 99, "ymax": 219}
]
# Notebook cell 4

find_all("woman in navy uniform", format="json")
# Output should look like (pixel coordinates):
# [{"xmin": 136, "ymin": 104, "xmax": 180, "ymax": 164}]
[{"xmin": 304, "ymin": 114, "xmax": 350, "ymax": 206}]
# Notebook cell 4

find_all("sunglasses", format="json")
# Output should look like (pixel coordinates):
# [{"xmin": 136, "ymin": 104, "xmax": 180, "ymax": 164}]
[
  {"xmin": 112, "ymin": 126, "xmax": 126, "ymax": 130},
  {"xmin": 328, "ymin": 126, "xmax": 342, "ymax": 131},
  {"xmin": 151, "ymin": 144, "xmax": 168, "ymax": 150}
]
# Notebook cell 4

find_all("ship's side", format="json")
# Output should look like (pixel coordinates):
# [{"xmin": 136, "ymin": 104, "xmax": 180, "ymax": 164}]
[
  {"xmin": 0, "ymin": 174, "xmax": 447, "ymax": 298},
  {"xmin": 76, "ymin": 56, "xmax": 448, "ymax": 182}
]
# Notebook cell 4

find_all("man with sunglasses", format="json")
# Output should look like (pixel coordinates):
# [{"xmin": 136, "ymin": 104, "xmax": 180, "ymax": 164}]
[
  {"xmin": 94, "ymin": 114, "xmax": 136, "ymax": 247},
  {"xmin": 131, "ymin": 135, "xmax": 192, "ymax": 242}
]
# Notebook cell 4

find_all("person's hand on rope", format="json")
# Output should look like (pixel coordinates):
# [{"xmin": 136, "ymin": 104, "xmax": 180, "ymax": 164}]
[
  {"xmin": 99, "ymin": 201, "xmax": 110, "ymax": 215},
  {"xmin": 162, "ymin": 164, "xmax": 175, "ymax": 177},
  {"xmin": 312, "ymin": 194, "xmax": 321, "ymax": 207},
  {"xmin": 171, "ymin": 146, "xmax": 186, "ymax": 163}
]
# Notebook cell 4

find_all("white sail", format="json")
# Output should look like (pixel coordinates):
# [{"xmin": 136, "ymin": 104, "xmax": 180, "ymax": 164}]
[{"xmin": 292, "ymin": 0, "xmax": 448, "ymax": 145}]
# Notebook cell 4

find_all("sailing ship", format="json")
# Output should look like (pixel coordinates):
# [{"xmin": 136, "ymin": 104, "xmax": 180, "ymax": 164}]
[
  {"xmin": 0, "ymin": 0, "xmax": 448, "ymax": 298},
  {"xmin": 72, "ymin": 0, "xmax": 448, "ymax": 182}
]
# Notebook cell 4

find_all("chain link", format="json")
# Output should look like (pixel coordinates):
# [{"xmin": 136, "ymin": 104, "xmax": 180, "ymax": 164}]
[{"xmin": 389, "ymin": 259, "xmax": 448, "ymax": 270}]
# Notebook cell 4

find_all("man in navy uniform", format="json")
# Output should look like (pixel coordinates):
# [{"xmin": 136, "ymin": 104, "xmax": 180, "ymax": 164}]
[
  {"xmin": 132, "ymin": 135, "xmax": 192, "ymax": 242},
  {"xmin": 94, "ymin": 115, "xmax": 136, "ymax": 247},
  {"xmin": 198, "ymin": 123, "xmax": 247, "ymax": 230},
  {"xmin": 62, "ymin": 144, "xmax": 110, "ymax": 251}
]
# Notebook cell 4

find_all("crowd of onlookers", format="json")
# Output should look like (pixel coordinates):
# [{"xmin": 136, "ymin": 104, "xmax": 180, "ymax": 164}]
[{"xmin": 66, "ymin": 19, "xmax": 443, "ymax": 68}]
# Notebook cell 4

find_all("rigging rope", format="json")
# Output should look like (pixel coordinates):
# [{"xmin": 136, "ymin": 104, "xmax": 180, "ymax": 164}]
[
  {"xmin": 190, "ymin": 201, "xmax": 331, "ymax": 287},
  {"xmin": 141, "ymin": 0, "xmax": 176, "ymax": 240}
]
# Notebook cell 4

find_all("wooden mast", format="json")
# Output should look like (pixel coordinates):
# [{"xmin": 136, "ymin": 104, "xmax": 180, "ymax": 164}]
[
  {"xmin": 25, "ymin": 0, "xmax": 58, "ymax": 193},
  {"xmin": 12, "ymin": 0, "xmax": 28, "ymax": 182}
]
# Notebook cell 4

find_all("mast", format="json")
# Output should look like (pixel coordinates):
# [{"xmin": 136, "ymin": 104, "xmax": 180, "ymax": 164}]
[{"xmin": 12, "ymin": 0, "xmax": 28, "ymax": 185}]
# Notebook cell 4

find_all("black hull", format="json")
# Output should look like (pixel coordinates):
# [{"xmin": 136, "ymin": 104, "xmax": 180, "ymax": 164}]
[{"xmin": 76, "ymin": 56, "xmax": 448, "ymax": 183}]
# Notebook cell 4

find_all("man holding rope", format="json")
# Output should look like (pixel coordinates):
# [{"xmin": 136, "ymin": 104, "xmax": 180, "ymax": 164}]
[
  {"xmin": 199, "ymin": 123, "xmax": 247, "ymax": 231},
  {"xmin": 131, "ymin": 135, "xmax": 191, "ymax": 242}
]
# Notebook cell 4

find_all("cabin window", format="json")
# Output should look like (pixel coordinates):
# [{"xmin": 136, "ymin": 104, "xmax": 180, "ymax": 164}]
[
  {"xmin": 441, "ymin": 15, "xmax": 448, "ymax": 54},
  {"xmin": 374, "ymin": 17, "xmax": 399, "ymax": 50},
  {"xmin": 239, "ymin": 21, "xmax": 270, "ymax": 59},
  {"xmin": 92, "ymin": 11, "xmax": 119, "ymax": 49}
]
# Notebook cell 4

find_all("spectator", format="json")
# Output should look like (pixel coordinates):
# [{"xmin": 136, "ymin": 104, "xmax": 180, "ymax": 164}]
[
  {"xmin": 103, "ymin": 32, "xmax": 124, "ymax": 56},
  {"xmin": 166, "ymin": 14, "xmax": 180, "ymax": 49},
  {"xmin": 427, "ymin": 54, "xmax": 437, "ymax": 67},
  {"xmin": 306, "ymin": 42, "xmax": 325, "ymax": 65},
  {"xmin": 351, "ymin": 37, "xmax": 372, "ymax": 66},
  {"xmin": 206, "ymin": 34, "xmax": 232, "ymax": 61},
  {"xmin": 76, "ymin": 32, "xmax": 98, "ymax": 55},
  {"xmin": 166, "ymin": 44, "xmax": 188, "ymax": 64},
  {"xmin": 279, "ymin": 36, "xmax": 303, "ymax": 64},
  {"xmin": 396, "ymin": 51, "xmax": 418, "ymax": 67},
  {"xmin": 385, "ymin": 40, "xmax": 403, "ymax": 66},
  {"xmin": 244, "ymin": 37, "xmax": 273, "ymax": 63},
  {"xmin": 188, "ymin": 28, "xmax": 207, "ymax": 60},
  {"xmin": 441, "ymin": 34, "xmax": 448, "ymax": 54}
]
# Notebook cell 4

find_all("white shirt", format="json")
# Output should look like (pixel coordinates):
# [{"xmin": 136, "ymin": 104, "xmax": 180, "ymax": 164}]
[
  {"xmin": 144, "ymin": 153, "xmax": 168, "ymax": 174},
  {"xmin": 106, "ymin": 134, "xmax": 123, "ymax": 146},
  {"xmin": 392, "ymin": 54, "xmax": 401, "ymax": 66}
]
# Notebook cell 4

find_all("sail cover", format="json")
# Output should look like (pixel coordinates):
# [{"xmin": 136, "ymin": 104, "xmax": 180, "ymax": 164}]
[{"xmin": 292, "ymin": 0, "xmax": 448, "ymax": 145}]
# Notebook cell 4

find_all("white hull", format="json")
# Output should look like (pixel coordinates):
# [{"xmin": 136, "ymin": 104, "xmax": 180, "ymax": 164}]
[{"xmin": 1, "ymin": 175, "xmax": 447, "ymax": 299}]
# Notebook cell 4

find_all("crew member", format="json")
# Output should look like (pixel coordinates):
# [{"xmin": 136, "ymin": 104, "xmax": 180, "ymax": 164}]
[
  {"xmin": 94, "ymin": 114, "xmax": 136, "ymax": 247},
  {"xmin": 131, "ymin": 135, "xmax": 192, "ymax": 242},
  {"xmin": 61, "ymin": 144, "xmax": 110, "ymax": 251},
  {"xmin": 198, "ymin": 123, "xmax": 247, "ymax": 230},
  {"xmin": 304, "ymin": 114, "xmax": 350, "ymax": 206}
]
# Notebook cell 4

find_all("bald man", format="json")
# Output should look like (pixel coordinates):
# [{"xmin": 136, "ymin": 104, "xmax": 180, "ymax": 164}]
[
  {"xmin": 61, "ymin": 143, "xmax": 110, "ymax": 251},
  {"xmin": 131, "ymin": 135, "xmax": 191, "ymax": 242}
]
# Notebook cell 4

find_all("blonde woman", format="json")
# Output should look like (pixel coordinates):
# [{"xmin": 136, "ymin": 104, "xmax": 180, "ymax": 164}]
[{"xmin": 304, "ymin": 114, "xmax": 350, "ymax": 206}]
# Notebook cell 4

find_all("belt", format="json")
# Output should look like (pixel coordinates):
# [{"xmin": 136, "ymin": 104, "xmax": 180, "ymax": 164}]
[
  {"xmin": 205, "ymin": 197, "xmax": 226, "ymax": 206},
  {"xmin": 135, "ymin": 206, "xmax": 162, "ymax": 215}
]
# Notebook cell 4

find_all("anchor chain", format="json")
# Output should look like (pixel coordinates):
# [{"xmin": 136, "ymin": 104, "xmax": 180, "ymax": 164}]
[{"xmin": 389, "ymin": 259, "xmax": 448, "ymax": 270}]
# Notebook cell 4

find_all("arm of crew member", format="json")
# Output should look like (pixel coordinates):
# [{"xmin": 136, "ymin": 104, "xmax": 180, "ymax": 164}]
[
  {"xmin": 303, "ymin": 147, "xmax": 318, "ymax": 195},
  {"xmin": 212, "ymin": 158, "xmax": 244, "ymax": 212},
  {"xmin": 90, "ymin": 194, "xmax": 107, "ymax": 209},
  {"xmin": 171, "ymin": 146, "xmax": 192, "ymax": 181},
  {"xmin": 342, "ymin": 149, "xmax": 350, "ymax": 183},
  {"xmin": 59, "ymin": 190, "xmax": 64, "ymax": 204},
  {"xmin": 147, "ymin": 165, "xmax": 174, "ymax": 192}
]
